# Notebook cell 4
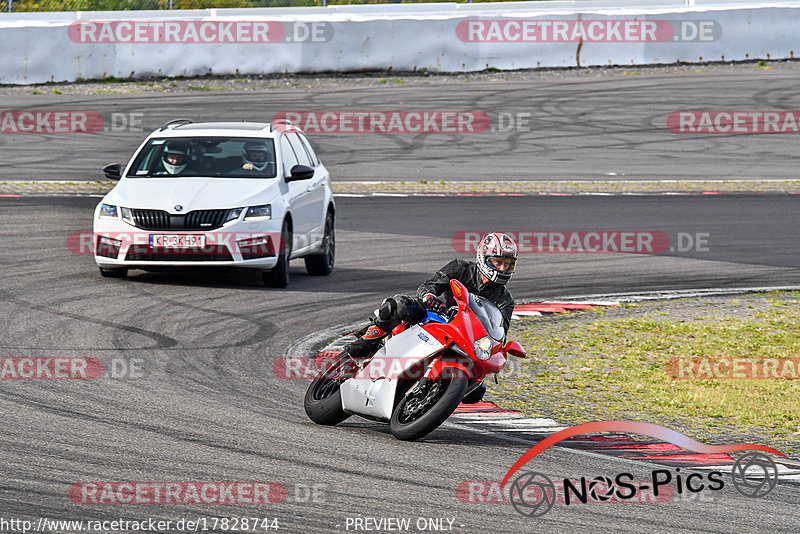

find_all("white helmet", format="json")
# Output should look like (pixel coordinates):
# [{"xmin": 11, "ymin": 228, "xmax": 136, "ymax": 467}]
[
  {"xmin": 476, "ymin": 232, "xmax": 518, "ymax": 285},
  {"xmin": 162, "ymin": 141, "xmax": 189, "ymax": 175},
  {"xmin": 243, "ymin": 141, "xmax": 270, "ymax": 172}
]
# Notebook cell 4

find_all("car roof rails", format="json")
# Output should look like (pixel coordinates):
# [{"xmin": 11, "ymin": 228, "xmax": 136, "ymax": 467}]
[
  {"xmin": 159, "ymin": 118, "xmax": 194, "ymax": 131},
  {"xmin": 248, "ymin": 120, "xmax": 273, "ymax": 130},
  {"xmin": 271, "ymin": 119, "xmax": 297, "ymax": 133}
]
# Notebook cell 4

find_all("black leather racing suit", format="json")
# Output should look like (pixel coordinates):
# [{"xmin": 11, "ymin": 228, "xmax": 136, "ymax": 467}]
[
  {"xmin": 416, "ymin": 259, "xmax": 515, "ymax": 337},
  {"xmin": 342, "ymin": 259, "xmax": 515, "ymax": 359}
]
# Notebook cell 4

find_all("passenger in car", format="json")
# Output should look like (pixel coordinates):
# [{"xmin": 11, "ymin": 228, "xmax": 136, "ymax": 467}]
[{"xmin": 229, "ymin": 141, "xmax": 275, "ymax": 177}]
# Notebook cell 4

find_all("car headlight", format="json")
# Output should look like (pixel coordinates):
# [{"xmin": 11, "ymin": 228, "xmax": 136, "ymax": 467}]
[
  {"xmin": 474, "ymin": 336, "xmax": 493, "ymax": 361},
  {"xmin": 120, "ymin": 207, "xmax": 135, "ymax": 226},
  {"xmin": 222, "ymin": 208, "xmax": 244, "ymax": 227},
  {"xmin": 99, "ymin": 204, "xmax": 118, "ymax": 219},
  {"xmin": 244, "ymin": 205, "xmax": 271, "ymax": 221}
]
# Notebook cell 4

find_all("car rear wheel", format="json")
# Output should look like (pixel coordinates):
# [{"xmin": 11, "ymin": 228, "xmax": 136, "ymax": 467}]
[
  {"xmin": 304, "ymin": 211, "xmax": 335, "ymax": 276},
  {"xmin": 99, "ymin": 267, "xmax": 128, "ymax": 278},
  {"xmin": 262, "ymin": 221, "xmax": 291, "ymax": 288}
]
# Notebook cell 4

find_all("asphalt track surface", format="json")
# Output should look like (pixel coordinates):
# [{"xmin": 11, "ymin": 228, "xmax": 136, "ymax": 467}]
[
  {"xmin": 3, "ymin": 68, "xmax": 800, "ymax": 181},
  {"xmin": 1, "ymin": 193, "xmax": 799, "ymax": 534}
]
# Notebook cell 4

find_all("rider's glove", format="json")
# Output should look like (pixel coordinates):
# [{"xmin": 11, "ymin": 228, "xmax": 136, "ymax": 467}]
[{"xmin": 423, "ymin": 294, "xmax": 447, "ymax": 315}]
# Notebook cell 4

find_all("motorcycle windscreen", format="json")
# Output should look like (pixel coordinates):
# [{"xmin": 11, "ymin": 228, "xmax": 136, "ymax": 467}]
[
  {"xmin": 468, "ymin": 293, "xmax": 505, "ymax": 341},
  {"xmin": 339, "ymin": 325, "xmax": 446, "ymax": 421}
]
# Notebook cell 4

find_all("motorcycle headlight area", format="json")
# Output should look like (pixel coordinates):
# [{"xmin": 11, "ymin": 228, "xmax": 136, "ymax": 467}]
[{"xmin": 473, "ymin": 336, "xmax": 492, "ymax": 361}]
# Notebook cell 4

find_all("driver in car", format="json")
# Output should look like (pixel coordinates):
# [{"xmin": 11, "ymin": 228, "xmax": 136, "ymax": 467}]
[
  {"xmin": 339, "ymin": 232, "xmax": 518, "ymax": 379},
  {"xmin": 160, "ymin": 141, "xmax": 196, "ymax": 175}
]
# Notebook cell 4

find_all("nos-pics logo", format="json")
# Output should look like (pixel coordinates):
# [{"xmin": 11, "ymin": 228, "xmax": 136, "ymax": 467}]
[{"xmin": 502, "ymin": 421, "xmax": 783, "ymax": 518}]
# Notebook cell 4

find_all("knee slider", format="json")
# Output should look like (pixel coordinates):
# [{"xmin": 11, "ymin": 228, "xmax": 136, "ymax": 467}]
[{"xmin": 378, "ymin": 298, "xmax": 397, "ymax": 321}]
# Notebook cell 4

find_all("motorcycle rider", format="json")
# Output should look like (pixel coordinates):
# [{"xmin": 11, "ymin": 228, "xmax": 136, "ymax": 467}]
[{"xmin": 340, "ymin": 232, "xmax": 518, "ymax": 366}]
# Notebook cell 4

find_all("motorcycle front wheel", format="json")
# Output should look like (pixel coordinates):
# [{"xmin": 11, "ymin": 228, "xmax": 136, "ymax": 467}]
[{"xmin": 389, "ymin": 368, "xmax": 468, "ymax": 441}]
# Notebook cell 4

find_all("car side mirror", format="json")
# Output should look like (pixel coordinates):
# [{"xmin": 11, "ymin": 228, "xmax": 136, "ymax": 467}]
[
  {"xmin": 287, "ymin": 164, "xmax": 314, "ymax": 182},
  {"xmin": 503, "ymin": 340, "xmax": 526, "ymax": 358},
  {"xmin": 103, "ymin": 163, "xmax": 122, "ymax": 180}
]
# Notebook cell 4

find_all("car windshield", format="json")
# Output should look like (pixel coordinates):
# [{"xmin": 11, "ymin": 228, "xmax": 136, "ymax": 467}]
[
  {"xmin": 468, "ymin": 293, "xmax": 505, "ymax": 341},
  {"xmin": 126, "ymin": 137, "xmax": 277, "ymax": 178}
]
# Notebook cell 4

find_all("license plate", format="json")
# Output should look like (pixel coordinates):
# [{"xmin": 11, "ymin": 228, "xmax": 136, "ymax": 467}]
[{"xmin": 150, "ymin": 234, "xmax": 206, "ymax": 248}]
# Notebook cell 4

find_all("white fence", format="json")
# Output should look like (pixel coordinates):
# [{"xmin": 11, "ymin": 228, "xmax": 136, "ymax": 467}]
[{"xmin": 1, "ymin": 1, "xmax": 798, "ymax": 84}]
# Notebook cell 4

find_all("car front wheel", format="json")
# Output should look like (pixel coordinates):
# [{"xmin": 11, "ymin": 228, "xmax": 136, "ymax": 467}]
[
  {"xmin": 263, "ymin": 220, "xmax": 291, "ymax": 288},
  {"xmin": 304, "ymin": 211, "xmax": 335, "ymax": 276},
  {"xmin": 99, "ymin": 267, "xmax": 128, "ymax": 278}
]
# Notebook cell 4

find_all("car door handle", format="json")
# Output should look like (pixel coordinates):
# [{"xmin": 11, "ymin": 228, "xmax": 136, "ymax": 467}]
[{"xmin": 305, "ymin": 184, "xmax": 315, "ymax": 192}]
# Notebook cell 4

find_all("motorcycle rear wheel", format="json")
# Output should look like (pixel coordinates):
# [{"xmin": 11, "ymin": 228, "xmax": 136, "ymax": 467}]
[
  {"xmin": 389, "ymin": 368, "xmax": 468, "ymax": 441},
  {"xmin": 304, "ymin": 359, "xmax": 352, "ymax": 426}
]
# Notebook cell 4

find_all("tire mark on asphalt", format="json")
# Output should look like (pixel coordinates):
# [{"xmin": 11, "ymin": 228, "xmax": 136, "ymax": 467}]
[
  {"xmin": 0, "ymin": 385, "xmax": 485, "ymax": 490},
  {"xmin": 0, "ymin": 389, "xmax": 294, "ymax": 464},
  {"xmin": 0, "ymin": 287, "xmax": 178, "ymax": 349}
]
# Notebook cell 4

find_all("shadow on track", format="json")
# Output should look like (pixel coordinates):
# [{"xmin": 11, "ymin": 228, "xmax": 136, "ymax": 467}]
[{"xmin": 120, "ymin": 267, "xmax": 430, "ymax": 293}]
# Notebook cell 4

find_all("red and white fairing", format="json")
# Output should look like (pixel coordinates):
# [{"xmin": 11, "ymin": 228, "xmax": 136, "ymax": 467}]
[{"xmin": 339, "ymin": 279, "xmax": 525, "ymax": 421}]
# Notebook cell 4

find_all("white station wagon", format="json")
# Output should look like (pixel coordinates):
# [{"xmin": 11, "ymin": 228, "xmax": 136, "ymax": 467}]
[{"xmin": 93, "ymin": 119, "xmax": 335, "ymax": 287}]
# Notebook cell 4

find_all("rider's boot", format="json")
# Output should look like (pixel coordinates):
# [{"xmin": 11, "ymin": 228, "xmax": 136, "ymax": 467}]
[
  {"xmin": 339, "ymin": 297, "xmax": 397, "ymax": 360},
  {"xmin": 340, "ymin": 323, "xmax": 389, "ymax": 360}
]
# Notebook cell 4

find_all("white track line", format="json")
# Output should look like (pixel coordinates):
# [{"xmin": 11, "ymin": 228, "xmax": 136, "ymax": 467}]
[{"xmin": 536, "ymin": 286, "xmax": 800, "ymax": 304}]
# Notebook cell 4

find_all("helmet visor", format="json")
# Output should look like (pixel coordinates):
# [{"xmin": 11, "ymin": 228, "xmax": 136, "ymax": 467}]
[
  {"xmin": 489, "ymin": 256, "xmax": 516, "ymax": 274},
  {"xmin": 164, "ymin": 152, "xmax": 186, "ymax": 165},
  {"xmin": 246, "ymin": 149, "xmax": 268, "ymax": 162}
]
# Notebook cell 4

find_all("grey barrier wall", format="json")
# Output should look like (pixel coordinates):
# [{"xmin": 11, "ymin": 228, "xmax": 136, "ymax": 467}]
[{"xmin": 0, "ymin": 1, "xmax": 798, "ymax": 84}]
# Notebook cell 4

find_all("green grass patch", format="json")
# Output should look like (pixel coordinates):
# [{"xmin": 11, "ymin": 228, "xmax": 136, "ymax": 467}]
[
  {"xmin": 100, "ymin": 76, "xmax": 127, "ymax": 83},
  {"xmin": 493, "ymin": 292, "xmax": 800, "ymax": 454}
]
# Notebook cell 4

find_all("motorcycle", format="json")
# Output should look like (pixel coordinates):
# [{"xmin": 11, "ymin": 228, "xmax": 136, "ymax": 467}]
[{"xmin": 304, "ymin": 279, "xmax": 527, "ymax": 441}]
